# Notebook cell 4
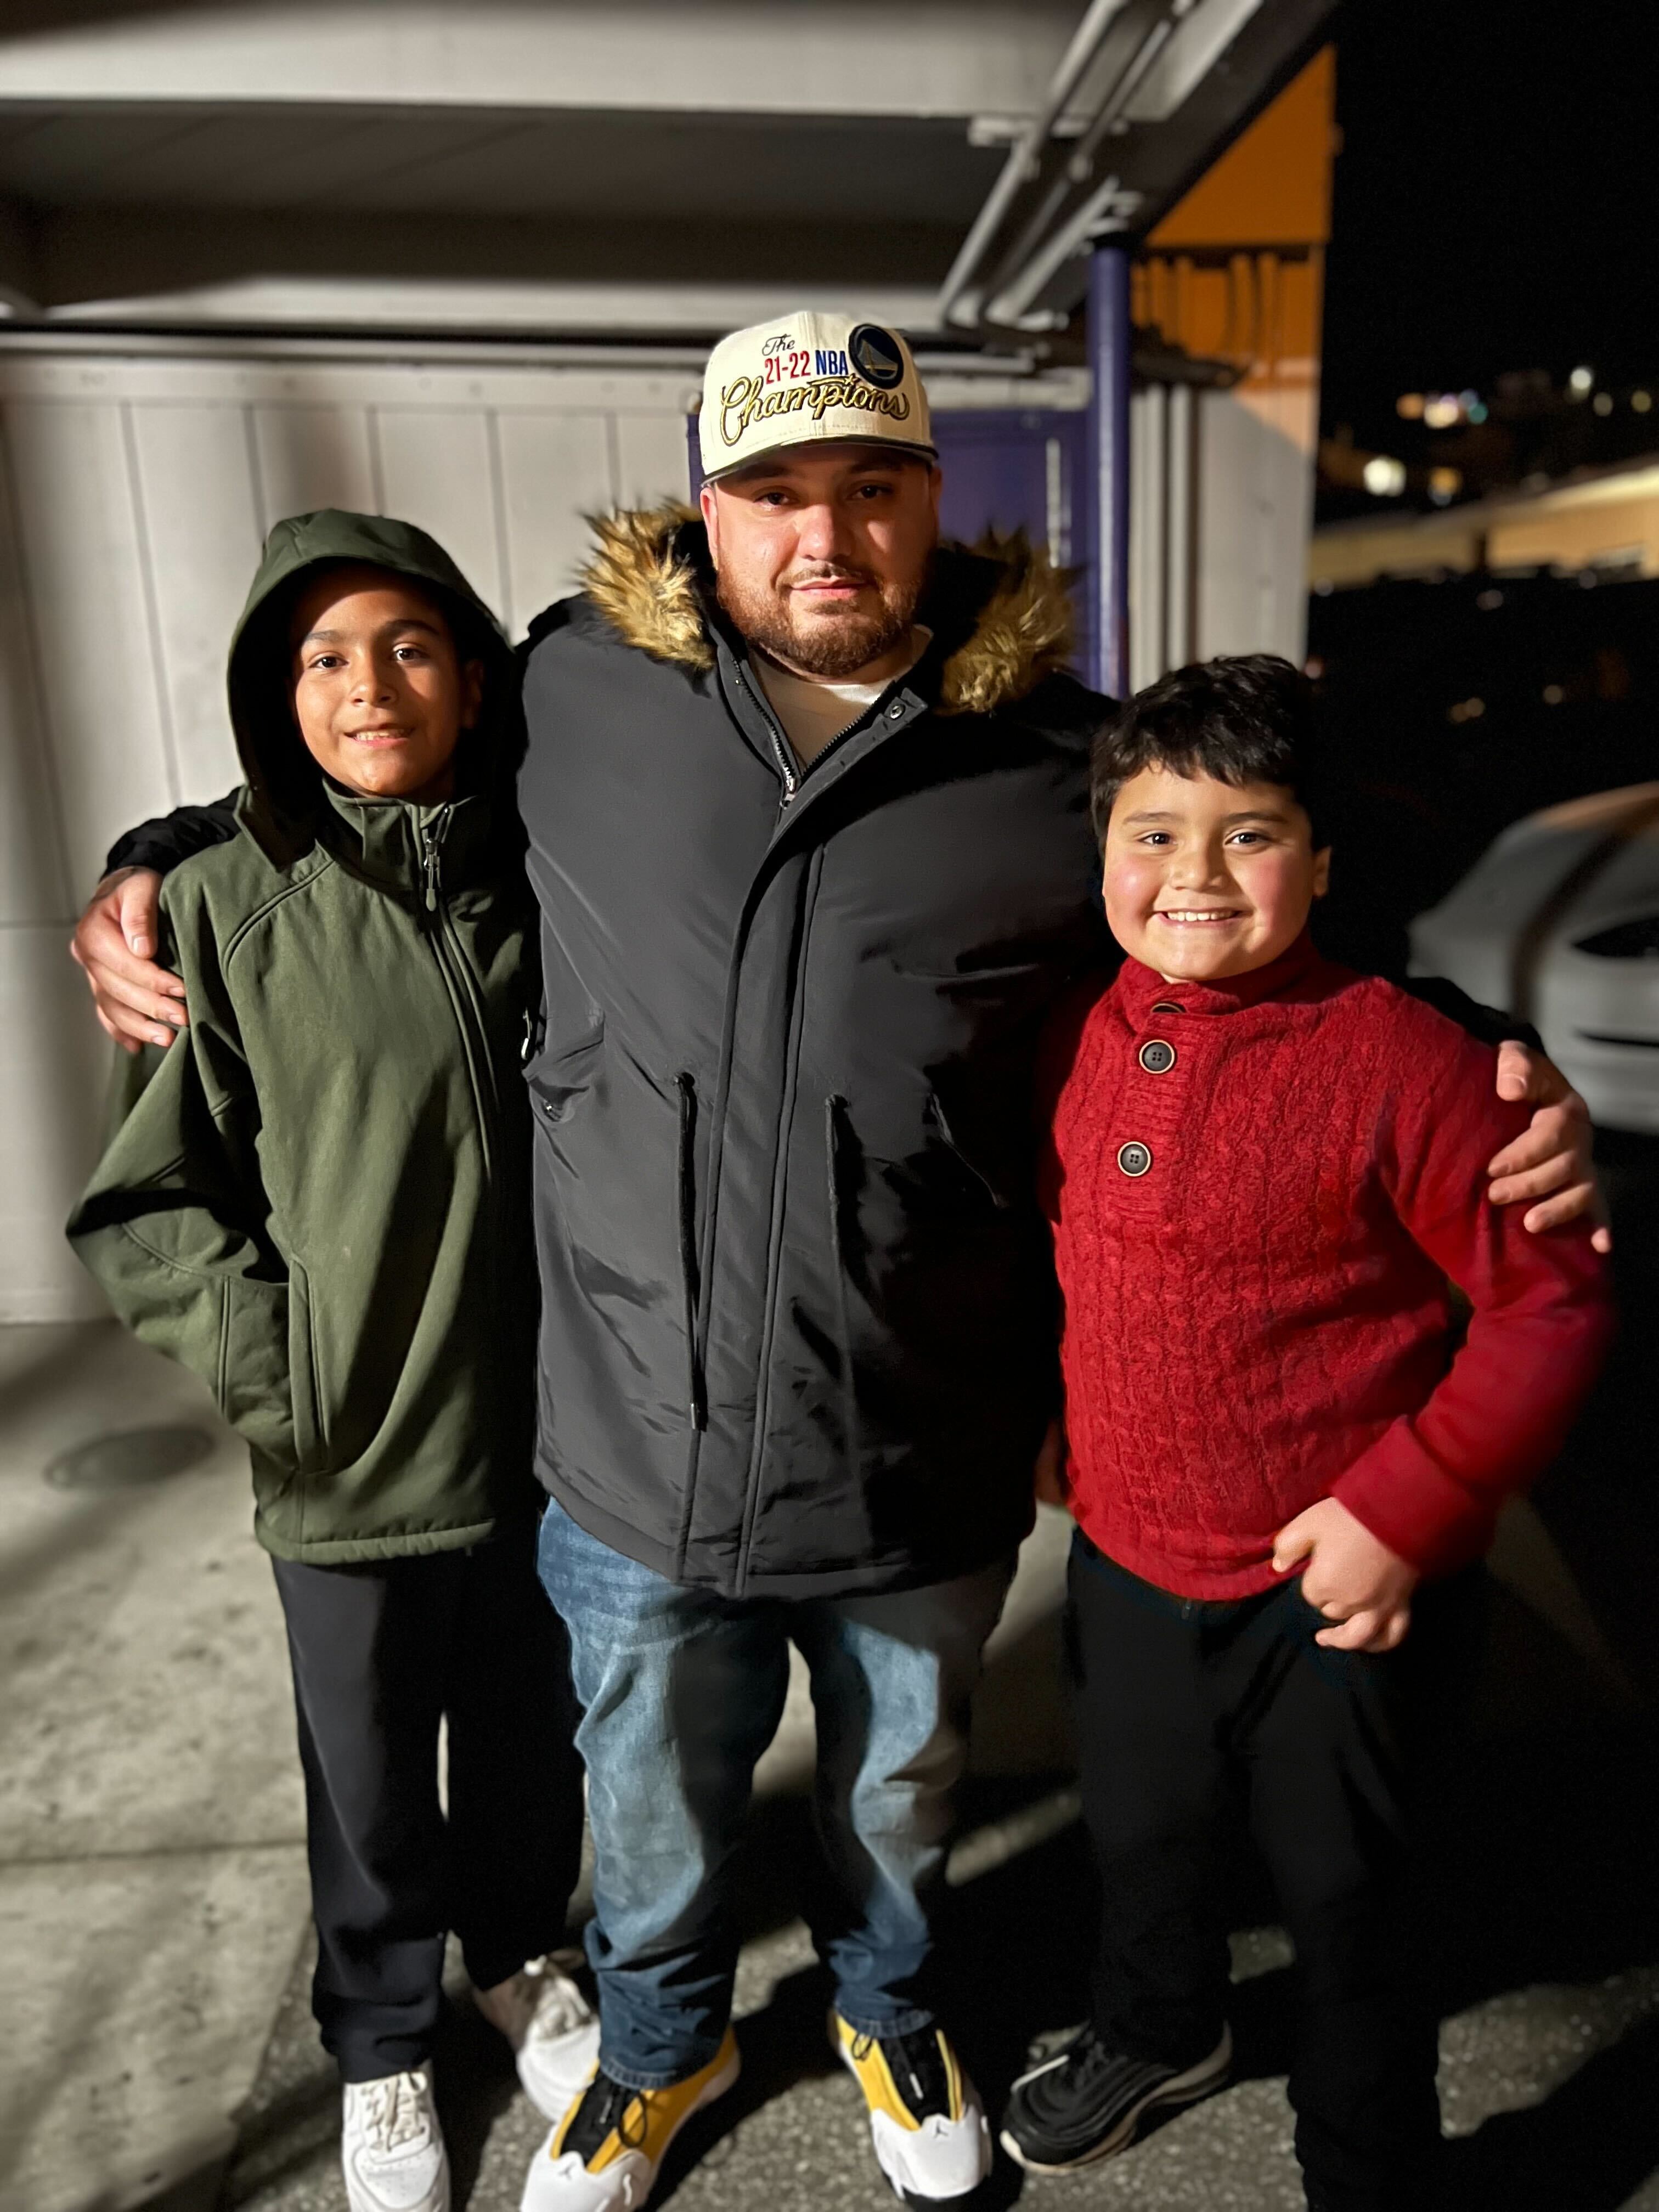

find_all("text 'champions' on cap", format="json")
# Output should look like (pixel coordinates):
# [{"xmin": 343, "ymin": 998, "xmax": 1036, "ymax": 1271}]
[{"xmin": 698, "ymin": 311, "xmax": 936, "ymax": 481}]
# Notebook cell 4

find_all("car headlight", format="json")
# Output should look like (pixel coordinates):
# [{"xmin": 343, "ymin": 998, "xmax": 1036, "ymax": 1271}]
[{"xmin": 1573, "ymin": 917, "xmax": 1659, "ymax": 959}]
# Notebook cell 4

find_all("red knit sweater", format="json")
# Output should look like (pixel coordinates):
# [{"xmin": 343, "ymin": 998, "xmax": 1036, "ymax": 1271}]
[{"xmin": 1044, "ymin": 936, "xmax": 1612, "ymax": 1599}]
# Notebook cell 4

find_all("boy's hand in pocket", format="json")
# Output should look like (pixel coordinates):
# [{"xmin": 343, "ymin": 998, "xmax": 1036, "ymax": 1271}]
[{"xmin": 1273, "ymin": 1497, "xmax": 1419, "ymax": 1653}]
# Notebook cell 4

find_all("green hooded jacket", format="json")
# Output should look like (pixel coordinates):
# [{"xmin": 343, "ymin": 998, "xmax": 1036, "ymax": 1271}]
[{"xmin": 68, "ymin": 510, "xmax": 539, "ymax": 1562}]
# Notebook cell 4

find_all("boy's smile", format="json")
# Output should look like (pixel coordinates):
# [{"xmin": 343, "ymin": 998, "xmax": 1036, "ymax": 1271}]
[{"xmin": 1103, "ymin": 763, "xmax": 1330, "ymax": 983}]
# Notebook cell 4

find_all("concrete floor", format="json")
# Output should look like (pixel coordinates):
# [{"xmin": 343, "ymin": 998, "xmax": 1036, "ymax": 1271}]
[
  {"xmin": 5, "ymin": 1169, "xmax": 1659, "ymax": 2212},
  {"xmin": 0, "ymin": 1323, "xmax": 311, "ymax": 2212}
]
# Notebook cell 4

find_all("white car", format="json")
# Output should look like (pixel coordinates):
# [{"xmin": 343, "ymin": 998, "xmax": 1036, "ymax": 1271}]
[{"xmin": 1409, "ymin": 782, "xmax": 1659, "ymax": 1136}]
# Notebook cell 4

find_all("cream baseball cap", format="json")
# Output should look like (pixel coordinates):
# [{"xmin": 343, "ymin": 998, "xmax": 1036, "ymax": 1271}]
[{"xmin": 698, "ymin": 309, "xmax": 935, "ymax": 481}]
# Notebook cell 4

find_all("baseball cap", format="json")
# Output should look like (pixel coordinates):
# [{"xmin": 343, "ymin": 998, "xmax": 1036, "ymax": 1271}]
[{"xmin": 698, "ymin": 310, "xmax": 935, "ymax": 482}]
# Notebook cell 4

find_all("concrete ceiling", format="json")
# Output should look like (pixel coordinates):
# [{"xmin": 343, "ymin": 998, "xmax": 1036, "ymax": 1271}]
[
  {"xmin": 0, "ymin": 1, "xmax": 1333, "ymax": 341},
  {"xmin": 0, "ymin": 105, "xmax": 1003, "ymax": 223}
]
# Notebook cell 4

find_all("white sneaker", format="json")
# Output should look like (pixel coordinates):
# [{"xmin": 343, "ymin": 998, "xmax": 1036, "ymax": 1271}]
[
  {"xmin": 476, "ymin": 1951, "xmax": 602, "ymax": 2121},
  {"xmin": 341, "ymin": 2069, "xmax": 449, "ymax": 2212}
]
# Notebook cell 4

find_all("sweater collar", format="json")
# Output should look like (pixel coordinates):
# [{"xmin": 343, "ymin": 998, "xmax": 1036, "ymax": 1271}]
[{"xmin": 1115, "ymin": 930, "xmax": 1321, "ymax": 1022}]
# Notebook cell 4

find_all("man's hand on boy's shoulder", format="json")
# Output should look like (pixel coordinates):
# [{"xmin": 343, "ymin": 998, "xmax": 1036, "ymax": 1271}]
[
  {"xmin": 1272, "ymin": 1497, "xmax": 1419, "ymax": 1654},
  {"xmin": 1486, "ymin": 1040, "xmax": 1609, "ymax": 1253},
  {"xmin": 70, "ymin": 868, "xmax": 187, "ymax": 1053}
]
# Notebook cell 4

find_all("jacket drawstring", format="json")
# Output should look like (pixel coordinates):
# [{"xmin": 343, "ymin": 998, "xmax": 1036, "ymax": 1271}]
[
  {"xmin": 676, "ymin": 1074, "xmax": 707, "ymax": 1430},
  {"xmin": 825, "ymin": 1096, "xmax": 861, "ymax": 1472}
]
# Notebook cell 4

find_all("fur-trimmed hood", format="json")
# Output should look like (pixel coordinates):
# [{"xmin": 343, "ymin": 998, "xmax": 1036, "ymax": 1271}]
[{"xmin": 578, "ymin": 503, "xmax": 1075, "ymax": 718}]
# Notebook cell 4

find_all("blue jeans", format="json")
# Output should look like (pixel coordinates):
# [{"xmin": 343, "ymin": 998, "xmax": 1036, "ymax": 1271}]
[{"xmin": 538, "ymin": 1498, "xmax": 1014, "ymax": 2090}]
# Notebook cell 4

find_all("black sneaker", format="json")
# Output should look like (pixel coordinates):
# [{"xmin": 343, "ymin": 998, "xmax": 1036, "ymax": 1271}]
[{"xmin": 999, "ymin": 2021, "xmax": 1232, "ymax": 2173}]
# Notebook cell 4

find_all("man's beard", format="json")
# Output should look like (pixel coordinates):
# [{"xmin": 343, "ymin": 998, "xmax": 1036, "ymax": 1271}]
[{"xmin": 716, "ymin": 561, "xmax": 924, "ymax": 679}]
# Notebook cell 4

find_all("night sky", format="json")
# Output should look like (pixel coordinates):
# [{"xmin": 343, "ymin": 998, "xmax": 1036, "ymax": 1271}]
[{"xmin": 1321, "ymin": 0, "xmax": 1659, "ymax": 449}]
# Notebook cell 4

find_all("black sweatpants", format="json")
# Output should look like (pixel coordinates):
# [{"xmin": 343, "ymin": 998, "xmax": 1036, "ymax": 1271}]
[
  {"xmin": 1068, "ymin": 1533, "xmax": 1483, "ymax": 2211},
  {"xmin": 272, "ymin": 1523, "xmax": 584, "ymax": 2082}
]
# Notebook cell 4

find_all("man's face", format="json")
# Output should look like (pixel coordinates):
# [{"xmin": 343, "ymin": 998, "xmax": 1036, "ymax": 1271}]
[
  {"xmin": 1102, "ymin": 764, "xmax": 1330, "ymax": 983},
  {"xmin": 289, "ymin": 566, "xmax": 482, "ymax": 806},
  {"xmin": 700, "ymin": 443, "xmax": 940, "ymax": 679}
]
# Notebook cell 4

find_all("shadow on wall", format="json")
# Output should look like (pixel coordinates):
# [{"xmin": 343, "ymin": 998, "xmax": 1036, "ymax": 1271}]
[{"xmin": 0, "ymin": 394, "xmax": 396, "ymax": 1323}]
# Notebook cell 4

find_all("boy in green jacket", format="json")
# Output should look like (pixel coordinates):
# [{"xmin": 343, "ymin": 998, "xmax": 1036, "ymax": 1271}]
[{"xmin": 70, "ymin": 512, "xmax": 597, "ymax": 2212}]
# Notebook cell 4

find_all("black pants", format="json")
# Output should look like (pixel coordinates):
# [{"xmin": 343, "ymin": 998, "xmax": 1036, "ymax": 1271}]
[
  {"xmin": 272, "ymin": 1523, "xmax": 584, "ymax": 2081},
  {"xmin": 1068, "ymin": 1533, "xmax": 1483, "ymax": 2211}
]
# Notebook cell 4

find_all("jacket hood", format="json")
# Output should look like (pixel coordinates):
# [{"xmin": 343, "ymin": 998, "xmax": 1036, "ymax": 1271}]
[
  {"xmin": 227, "ymin": 509, "xmax": 518, "ymax": 837},
  {"xmin": 579, "ymin": 503, "xmax": 1075, "ymax": 716}
]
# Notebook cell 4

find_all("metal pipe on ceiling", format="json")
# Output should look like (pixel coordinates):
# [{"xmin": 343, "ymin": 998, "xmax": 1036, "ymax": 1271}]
[
  {"xmin": 1063, "ymin": 2, "xmax": 1188, "ymax": 180},
  {"xmin": 936, "ymin": 0, "xmax": 1135, "ymax": 330},
  {"xmin": 987, "ymin": 168, "xmax": 1134, "ymax": 333},
  {"xmin": 976, "ymin": 0, "xmax": 1189, "ymax": 331}
]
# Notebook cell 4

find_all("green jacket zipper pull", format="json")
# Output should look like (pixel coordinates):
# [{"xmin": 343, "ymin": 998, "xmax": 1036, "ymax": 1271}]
[{"xmin": 421, "ymin": 814, "xmax": 445, "ymax": 911}]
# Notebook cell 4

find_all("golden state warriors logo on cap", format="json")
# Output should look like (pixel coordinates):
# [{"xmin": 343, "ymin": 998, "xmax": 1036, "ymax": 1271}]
[
  {"xmin": 848, "ymin": 324, "xmax": 906, "ymax": 391},
  {"xmin": 699, "ymin": 309, "xmax": 935, "ymax": 479}
]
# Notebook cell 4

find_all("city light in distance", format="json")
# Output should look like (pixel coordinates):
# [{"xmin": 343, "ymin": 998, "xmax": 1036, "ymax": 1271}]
[
  {"xmin": 1633, "ymin": 391, "xmax": 1653, "ymax": 414},
  {"xmin": 1593, "ymin": 392, "xmax": 1615, "ymax": 416},
  {"xmin": 1543, "ymin": 684, "xmax": 1565, "ymax": 704},
  {"xmin": 1428, "ymin": 466, "xmax": 1463, "ymax": 504},
  {"xmin": 1447, "ymin": 696, "xmax": 1486, "ymax": 725},
  {"xmin": 1568, "ymin": 365, "xmax": 1595, "ymax": 396},
  {"xmin": 1403, "ymin": 390, "xmax": 1487, "ymax": 429},
  {"xmin": 1363, "ymin": 455, "xmax": 1407, "ymax": 496}
]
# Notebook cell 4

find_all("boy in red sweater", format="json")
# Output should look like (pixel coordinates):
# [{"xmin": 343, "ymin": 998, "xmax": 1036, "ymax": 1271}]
[{"xmin": 1001, "ymin": 656, "xmax": 1612, "ymax": 2208}]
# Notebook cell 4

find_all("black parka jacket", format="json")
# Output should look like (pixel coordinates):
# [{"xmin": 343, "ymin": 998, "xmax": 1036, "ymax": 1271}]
[{"xmin": 518, "ymin": 510, "xmax": 1109, "ymax": 1595}]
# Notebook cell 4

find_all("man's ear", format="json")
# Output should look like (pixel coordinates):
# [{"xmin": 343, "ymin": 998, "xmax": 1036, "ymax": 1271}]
[
  {"xmin": 699, "ymin": 481, "xmax": 720, "ymax": 569},
  {"xmin": 1312, "ymin": 846, "xmax": 1333, "ymax": 898}
]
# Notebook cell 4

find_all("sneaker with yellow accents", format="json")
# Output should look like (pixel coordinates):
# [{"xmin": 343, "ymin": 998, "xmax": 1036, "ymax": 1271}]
[
  {"xmin": 518, "ymin": 2029, "xmax": 740, "ymax": 2212},
  {"xmin": 830, "ymin": 2011, "xmax": 991, "ymax": 2204}
]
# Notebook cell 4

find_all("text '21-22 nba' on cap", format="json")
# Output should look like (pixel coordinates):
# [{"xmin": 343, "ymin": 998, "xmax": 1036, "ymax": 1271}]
[{"xmin": 698, "ymin": 310, "xmax": 936, "ymax": 481}]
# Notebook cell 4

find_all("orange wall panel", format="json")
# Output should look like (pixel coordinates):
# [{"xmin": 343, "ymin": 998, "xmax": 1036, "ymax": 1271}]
[{"xmin": 1148, "ymin": 46, "xmax": 1336, "ymax": 252}]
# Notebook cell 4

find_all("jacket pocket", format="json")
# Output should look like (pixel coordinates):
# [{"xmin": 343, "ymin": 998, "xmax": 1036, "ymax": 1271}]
[
  {"xmin": 899, "ymin": 957, "xmax": 1048, "ymax": 988},
  {"xmin": 217, "ymin": 1272, "xmax": 297, "ymax": 1465},
  {"xmin": 825, "ymin": 1095, "xmax": 861, "ymax": 1466},
  {"xmin": 675, "ymin": 1073, "xmax": 706, "ymax": 1429},
  {"xmin": 286, "ymin": 1257, "xmax": 325, "ymax": 1469},
  {"xmin": 525, "ymin": 1012, "xmax": 605, "ymax": 1127}
]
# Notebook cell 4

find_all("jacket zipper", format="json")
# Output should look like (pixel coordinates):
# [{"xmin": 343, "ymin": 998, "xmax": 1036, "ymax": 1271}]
[
  {"xmin": 675, "ymin": 1073, "xmax": 707, "ymax": 1430},
  {"xmin": 420, "ymin": 808, "xmax": 500, "ymax": 1184},
  {"xmin": 735, "ymin": 664, "xmax": 901, "ymax": 815},
  {"xmin": 732, "ymin": 665, "xmax": 799, "ymax": 812}
]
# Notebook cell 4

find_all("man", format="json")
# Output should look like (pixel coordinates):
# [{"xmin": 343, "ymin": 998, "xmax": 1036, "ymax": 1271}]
[{"xmin": 73, "ymin": 313, "xmax": 1601, "ymax": 2211}]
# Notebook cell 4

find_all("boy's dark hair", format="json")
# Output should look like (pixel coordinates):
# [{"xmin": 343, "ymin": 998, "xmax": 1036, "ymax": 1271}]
[{"xmin": 1090, "ymin": 653, "xmax": 1334, "ymax": 848}]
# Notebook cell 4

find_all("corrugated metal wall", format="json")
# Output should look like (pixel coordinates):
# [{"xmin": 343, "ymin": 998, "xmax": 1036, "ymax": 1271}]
[
  {"xmin": 0, "ymin": 346, "xmax": 1308, "ymax": 1319},
  {"xmin": 1127, "ymin": 381, "xmax": 1311, "ymax": 691},
  {"xmin": 0, "ymin": 350, "xmax": 699, "ymax": 1318}
]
